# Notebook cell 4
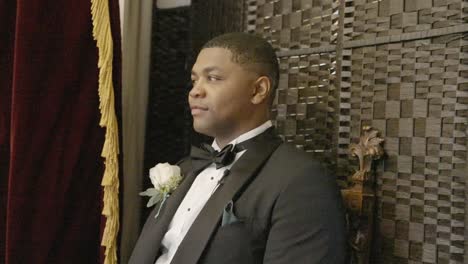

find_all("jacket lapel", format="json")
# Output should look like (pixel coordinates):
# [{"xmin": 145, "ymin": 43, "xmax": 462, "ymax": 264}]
[
  {"xmin": 131, "ymin": 159, "xmax": 206, "ymax": 264},
  {"xmin": 170, "ymin": 132, "xmax": 282, "ymax": 264}
]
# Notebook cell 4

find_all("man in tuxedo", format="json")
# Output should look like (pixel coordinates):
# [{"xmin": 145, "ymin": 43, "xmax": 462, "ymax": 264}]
[{"xmin": 130, "ymin": 32, "xmax": 347, "ymax": 264}]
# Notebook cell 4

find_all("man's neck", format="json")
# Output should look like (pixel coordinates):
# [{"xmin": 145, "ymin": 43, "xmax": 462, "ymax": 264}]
[{"xmin": 214, "ymin": 120, "xmax": 272, "ymax": 149}]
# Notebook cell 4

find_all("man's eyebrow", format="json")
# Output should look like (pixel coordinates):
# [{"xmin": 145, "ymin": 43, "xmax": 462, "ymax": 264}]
[{"xmin": 191, "ymin": 66, "xmax": 222, "ymax": 75}]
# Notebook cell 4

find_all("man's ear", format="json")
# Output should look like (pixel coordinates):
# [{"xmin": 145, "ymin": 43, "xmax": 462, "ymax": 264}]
[{"xmin": 251, "ymin": 76, "xmax": 271, "ymax": 105}]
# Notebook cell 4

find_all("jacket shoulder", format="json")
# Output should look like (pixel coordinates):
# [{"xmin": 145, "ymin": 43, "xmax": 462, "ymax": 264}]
[
  {"xmin": 265, "ymin": 142, "xmax": 336, "ymax": 189},
  {"xmin": 272, "ymin": 142, "xmax": 323, "ymax": 170}
]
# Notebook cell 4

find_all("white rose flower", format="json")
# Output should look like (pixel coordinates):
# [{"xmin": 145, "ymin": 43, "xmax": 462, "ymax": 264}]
[
  {"xmin": 149, "ymin": 162, "xmax": 181, "ymax": 190},
  {"xmin": 141, "ymin": 162, "xmax": 183, "ymax": 211}
]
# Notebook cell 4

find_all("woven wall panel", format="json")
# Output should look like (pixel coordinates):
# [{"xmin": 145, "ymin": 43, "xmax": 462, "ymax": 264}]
[
  {"xmin": 191, "ymin": 0, "xmax": 244, "ymax": 54},
  {"xmin": 273, "ymin": 52, "xmax": 340, "ymax": 172},
  {"xmin": 245, "ymin": 0, "xmax": 342, "ymax": 175},
  {"xmin": 145, "ymin": 8, "xmax": 193, "ymax": 173},
  {"xmin": 245, "ymin": 0, "xmax": 468, "ymax": 263},
  {"xmin": 245, "ymin": 0, "xmax": 341, "ymax": 50},
  {"xmin": 343, "ymin": 0, "xmax": 468, "ymax": 41},
  {"xmin": 339, "ymin": 36, "xmax": 468, "ymax": 264}
]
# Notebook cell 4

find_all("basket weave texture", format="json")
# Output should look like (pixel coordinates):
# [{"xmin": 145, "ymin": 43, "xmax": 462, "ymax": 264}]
[{"xmin": 245, "ymin": 0, "xmax": 468, "ymax": 263}]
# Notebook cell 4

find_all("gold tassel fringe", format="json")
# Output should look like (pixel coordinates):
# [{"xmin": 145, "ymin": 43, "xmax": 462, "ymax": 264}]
[{"xmin": 90, "ymin": 0, "xmax": 120, "ymax": 263}]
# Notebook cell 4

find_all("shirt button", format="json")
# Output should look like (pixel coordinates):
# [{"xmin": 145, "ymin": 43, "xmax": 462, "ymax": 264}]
[
  {"xmin": 187, "ymin": 208, "xmax": 191, "ymax": 211},
  {"xmin": 211, "ymin": 177, "xmax": 214, "ymax": 180}
]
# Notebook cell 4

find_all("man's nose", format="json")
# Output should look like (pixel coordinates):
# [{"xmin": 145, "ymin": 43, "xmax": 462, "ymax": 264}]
[{"xmin": 189, "ymin": 80, "xmax": 205, "ymax": 98}]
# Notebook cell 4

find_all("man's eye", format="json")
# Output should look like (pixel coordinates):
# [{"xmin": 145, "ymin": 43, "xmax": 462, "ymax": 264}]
[{"xmin": 208, "ymin": 75, "xmax": 221, "ymax": 81}]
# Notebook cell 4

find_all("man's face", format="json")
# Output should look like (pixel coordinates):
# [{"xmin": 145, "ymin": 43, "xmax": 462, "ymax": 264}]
[{"xmin": 189, "ymin": 47, "xmax": 258, "ymax": 138}]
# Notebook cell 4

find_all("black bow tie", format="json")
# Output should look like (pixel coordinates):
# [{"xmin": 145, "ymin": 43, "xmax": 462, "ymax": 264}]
[{"xmin": 190, "ymin": 143, "xmax": 240, "ymax": 169}]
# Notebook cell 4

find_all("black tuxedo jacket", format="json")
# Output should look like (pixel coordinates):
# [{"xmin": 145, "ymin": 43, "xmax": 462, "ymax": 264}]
[{"xmin": 129, "ymin": 130, "xmax": 347, "ymax": 264}]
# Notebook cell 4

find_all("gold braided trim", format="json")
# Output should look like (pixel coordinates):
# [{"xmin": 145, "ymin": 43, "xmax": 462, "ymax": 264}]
[{"xmin": 90, "ymin": 0, "xmax": 120, "ymax": 263}]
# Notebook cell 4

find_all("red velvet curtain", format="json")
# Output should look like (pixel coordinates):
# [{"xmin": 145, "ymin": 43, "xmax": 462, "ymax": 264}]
[{"xmin": 0, "ymin": 1, "xmax": 121, "ymax": 263}]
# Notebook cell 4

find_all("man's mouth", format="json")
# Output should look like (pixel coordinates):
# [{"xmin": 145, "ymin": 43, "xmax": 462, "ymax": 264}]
[{"xmin": 190, "ymin": 105, "xmax": 208, "ymax": 115}]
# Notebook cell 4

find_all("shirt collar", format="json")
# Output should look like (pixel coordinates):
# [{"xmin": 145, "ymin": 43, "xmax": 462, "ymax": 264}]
[{"xmin": 212, "ymin": 120, "xmax": 273, "ymax": 151}]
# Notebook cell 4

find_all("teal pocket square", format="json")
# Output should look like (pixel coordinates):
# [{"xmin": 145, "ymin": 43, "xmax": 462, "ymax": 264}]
[{"xmin": 222, "ymin": 200, "xmax": 240, "ymax": 226}]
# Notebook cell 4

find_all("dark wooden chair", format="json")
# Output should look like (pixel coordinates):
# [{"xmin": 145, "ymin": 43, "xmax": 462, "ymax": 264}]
[{"xmin": 341, "ymin": 127, "xmax": 384, "ymax": 264}]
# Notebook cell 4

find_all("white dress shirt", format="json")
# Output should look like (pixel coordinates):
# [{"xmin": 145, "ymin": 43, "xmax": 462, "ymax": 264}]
[{"xmin": 155, "ymin": 120, "xmax": 273, "ymax": 264}]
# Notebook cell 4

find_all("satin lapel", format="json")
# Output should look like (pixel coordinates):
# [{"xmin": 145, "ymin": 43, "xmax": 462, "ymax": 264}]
[
  {"xmin": 133, "ymin": 159, "xmax": 205, "ymax": 264},
  {"xmin": 170, "ymin": 134, "xmax": 282, "ymax": 264}
]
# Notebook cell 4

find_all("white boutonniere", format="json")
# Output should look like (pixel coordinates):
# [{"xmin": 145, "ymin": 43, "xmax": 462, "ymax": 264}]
[{"xmin": 140, "ymin": 162, "xmax": 183, "ymax": 218}]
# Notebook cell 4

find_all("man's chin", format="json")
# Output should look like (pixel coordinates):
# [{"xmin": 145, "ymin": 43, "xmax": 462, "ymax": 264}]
[{"xmin": 193, "ymin": 123, "xmax": 215, "ymax": 137}]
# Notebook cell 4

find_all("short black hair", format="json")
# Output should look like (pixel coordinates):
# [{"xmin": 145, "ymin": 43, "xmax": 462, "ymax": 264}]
[{"xmin": 202, "ymin": 32, "xmax": 280, "ymax": 103}]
